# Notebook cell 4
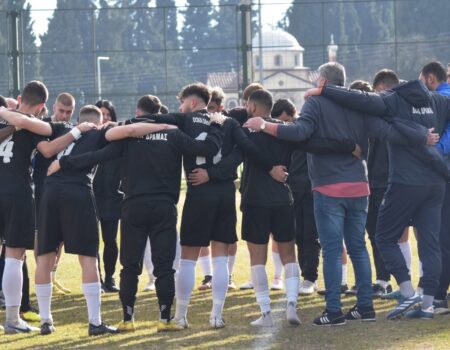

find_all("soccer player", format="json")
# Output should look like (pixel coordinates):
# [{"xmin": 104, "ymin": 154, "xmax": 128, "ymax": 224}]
[
  {"xmin": 33, "ymin": 105, "xmax": 162, "ymax": 336},
  {"xmin": 47, "ymin": 109, "xmax": 224, "ymax": 333},
  {"xmin": 93, "ymin": 99, "xmax": 122, "ymax": 293},
  {"xmin": 271, "ymin": 98, "xmax": 320, "ymax": 295},
  {"xmin": 33, "ymin": 92, "xmax": 76, "ymax": 297},
  {"xmin": 0, "ymin": 81, "xmax": 93, "ymax": 334}
]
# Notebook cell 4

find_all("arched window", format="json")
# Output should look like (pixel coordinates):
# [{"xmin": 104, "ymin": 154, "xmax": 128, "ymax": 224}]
[
  {"xmin": 294, "ymin": 54, "xmax": 299, "ymax": 66},
  {"xmin": 254, "ymin": 55, "xmax": 260, "ymax": 67},
  {"xmin": 274, "ymin": 55, "xmax": 282, "ymax": 67}
]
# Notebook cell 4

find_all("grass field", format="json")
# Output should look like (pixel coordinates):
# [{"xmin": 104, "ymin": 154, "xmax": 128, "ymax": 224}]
[{"xmin": 1, "ymin": 191, "xmax": 449, "ymax": 350}]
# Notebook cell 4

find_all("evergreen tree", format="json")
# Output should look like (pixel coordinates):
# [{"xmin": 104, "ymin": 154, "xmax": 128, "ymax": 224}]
[
  {"xmin": 180, "ymin": 0, "xmax": 215, "ymax": 82},
  {"xmin": 210, "ymin": 0, "xmax": 240, "ymax": 73},
  {"xmin": 40, "ymin": 0, "xmax": 97, "ymax": 104}
]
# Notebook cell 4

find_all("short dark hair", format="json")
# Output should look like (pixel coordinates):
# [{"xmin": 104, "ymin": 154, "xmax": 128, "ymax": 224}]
[
  {"xmin": 56, "ymin": 92, "xmax": 75, "ymax": 107},
  {"xmin": 421, "ymin": 61, "xmax": 447, "ymax": 83},
  {"xmin": 21, "ymin": 80, "xmax": 48, "ymax": 106},
  {"xmin": 160, "ymin": 104, "xmax": 169, "ymax": 114},
  {"xmin": 228, "ymin": 107, "xmax": 248, "ymax": 126},
  {"xmin": 178, "ymin": 83, "xmax": 211, "ymax": 105},
  {"xmin": 248, "ymin": 89, "xmax": 273, "ymax": 112},
  {"xmin": 318, "ymin": 62, "xmax": 346, "ymax": 86},
  {"xmin": 80, "ymin": 105, "xmax": 102, "ymax": 119},
  {"xmin": 271, "ymin": 98, "xmax": 296, "ymax": 119},
  {"xmin": 372, "ymin": 69, "xmax": 399, "ymax": 90},
  {"xmin": 137, "ymin": 95, "xmax": 161, "ymax": 114},
  {"xmin": 349, "ymin": 80, "xmax": 373, "ymax": 93},
  {"xmin": 0, "ymin": 95, "xmax": 7, "ymax": 108},
  {"xmin": 243, "ymin": 83, "xmax": 264, "ymax": 101},
  {"xmin": 95, "ymin": 99, "xmax": 117, "ymax": 122},
  {"xmin": 210, "ymin": 87, "xmax": 225, "ymax": 105}
]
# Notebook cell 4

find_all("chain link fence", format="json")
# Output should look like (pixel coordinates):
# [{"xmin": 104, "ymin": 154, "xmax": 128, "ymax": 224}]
[{"xmin": 1, "ymin": 1, "xmax": 449, "ymax": 119}]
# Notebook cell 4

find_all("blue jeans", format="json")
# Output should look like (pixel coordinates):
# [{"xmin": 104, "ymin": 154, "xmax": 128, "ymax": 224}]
[{"xmin": 314, "ymin": 192, "xmax": 372, "ymax": 313}]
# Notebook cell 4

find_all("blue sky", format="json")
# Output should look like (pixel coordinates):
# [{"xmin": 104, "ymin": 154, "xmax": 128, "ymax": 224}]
[{"xmin": 27, "ymin": 0, "xmax": 293, "ymax": 45}]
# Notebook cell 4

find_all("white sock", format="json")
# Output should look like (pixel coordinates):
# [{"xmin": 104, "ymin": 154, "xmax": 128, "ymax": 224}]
[
  {"xmin": 341, "ymin": 263, "xmax": 348, "ymax": 286},
  {"xmin": 211, "ymin": 257, "xmax": 229, "ymax": 319},
  {"xmin": 376, "ymin": 280, "xmax": 390, "ymax": 289},
  {"xmin": 3, "ymin": 258, "xmax": 23, "ymax": 325},
  {"xmin": 272, "ymin": 252, "xmax": 283, "ymax": 280},
  {"xmin": 398, "ymin": 241, "xmax": 412, "ymax": 274},
  {"xmin": 143, "ymin": 239, "xmax": 154, "ymax": 280},
  {"xmin": 284, "ymin": 263, "xmax": 300, "ymax": 305},
  {"xmin": 251, "ymin": 265, "xmax": 271, "ymax": 314},
  {"xmin": 51, "ymin": 265, "xmax": 57, "ymax": 282},
  {"xmin": 227, "ymin": 255, "xmax": 236, "ymax": 276},
  {"xmin": 419, "ymin": 260, "xmax": 423, "ymax": 278},
  {"xmin": 36, "ymin": 283, "xmax": 53, "ymax": 324},
  {"xmin": 174, "ymin": 259, "xmax": 196, "ymax": 320},
  {"xmin": 82, "ymin": 282, "xmax": 102, "ymax": 326},
  {"xmin": 198, "ymin": 255, "xmax": 212, "ymax": 277}
]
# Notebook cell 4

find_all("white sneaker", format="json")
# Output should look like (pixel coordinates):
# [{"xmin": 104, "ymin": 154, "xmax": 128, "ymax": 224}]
[
  {"xmin": 239, "ymin": 281, "xmax": 254, "ymax": 290},
  {"xmin": 416, "ymin": 287, "xmax": 424, "ymax": 296},
  {"xmin": 286, "ymin": 302, "xmax": 301, "ymax": 326},
  {"xmin": 299, "ymin": 280, "xmax": 317, "ymax": 295},
  {"xmin": 210, "ymin": 317, "xmax": 226, "ymax": 329},
  {"xmin": 143, "ymin": 279, "xmax": 156, "ymax": 292},
  {"xmin": 174, "ymin": 316, "xmax": 189, "ymax": 329},
  {"xmin": 250, "ymin": 312, "xmax": 274, "ymax": 327},
  {"xmin": 4, "ymin": 319, "xmax": 40, "ymax": 334},
  {"xmin": 271, "ymin": 278, "xmax": 283, "ymax": 290}
]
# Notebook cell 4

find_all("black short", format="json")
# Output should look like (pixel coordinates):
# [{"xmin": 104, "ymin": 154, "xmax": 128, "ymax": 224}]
[
  {"xmin": 242, "ymin": 205, "xmax": 296, "ymax": 245},
  {"xmin": 180, "ymin": 194, "xmax": 238, "ymax": 247},
  {"xmin": 0, "ymin": 194, "xmax": 35, "ymax": 249},
  {"xmin": 37, "ymin": 184, "xmax": 99, "ymax": 257}
]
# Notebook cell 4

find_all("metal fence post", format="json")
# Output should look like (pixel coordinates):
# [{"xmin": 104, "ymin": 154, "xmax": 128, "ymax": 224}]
[
  {"xmin": 239, "ymin": 0, "xmax": 252, "ymax": 89},
  {"xmin": 9, "ymin": 10, "xmax": 20, "ymax": 98}
]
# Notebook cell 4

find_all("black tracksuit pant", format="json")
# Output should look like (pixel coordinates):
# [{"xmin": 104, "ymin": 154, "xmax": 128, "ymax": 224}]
[
  {"xmin": 436, "ymin": 183, "xmax": 450, "ymax": 300},
  {"xmin": 100, "ymin": 219, "xmax": 119, "ymax": 280},
  {"xmin": 119, "ymin": 197, "xmax": 177, "ymax": 321},
  {"xmin": 376, "ymin": 183, "xmax": 445, "ymax": 296},
  {"xmin": 293, "ymin": 187, "xmax": 320, "ymax": 283},
  {"xmin": 366, "ymin": 187, "xmax": 391, "ymax": 282}
]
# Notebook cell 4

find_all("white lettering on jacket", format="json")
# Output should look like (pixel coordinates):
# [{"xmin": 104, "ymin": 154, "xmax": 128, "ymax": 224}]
[
  {"xmin": 192, "ymin": 117, "xmax": 210, "ymax": 126},
  {"xmin": 144, "ymin": 133, "xmax": 168, "ymax": 141},
  {"xmin": 412, "ymin": 107, "xmax": 434, "ymax": 115}
]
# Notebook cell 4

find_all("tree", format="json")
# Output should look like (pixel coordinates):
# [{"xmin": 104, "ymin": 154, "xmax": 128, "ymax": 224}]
[
  {"xmin": 210, "ymin": 0, "xmax": 240, "ymax": 73},
  {"xmin": 0, "ymin": 0, "xmax": 39, "ymax": 96},
  {"xmin": 180, "ymin": 0, "xmax": 215, "ymax": 82},
  {"xmin": 39, "ymin": 0, "xmax": 97, "ymax": 105}
]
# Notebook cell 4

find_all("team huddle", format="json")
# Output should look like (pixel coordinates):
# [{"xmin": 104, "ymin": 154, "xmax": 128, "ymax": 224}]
[{"xmin": 0, "ymin": 59, "xmax": 449, "ymax": 337}]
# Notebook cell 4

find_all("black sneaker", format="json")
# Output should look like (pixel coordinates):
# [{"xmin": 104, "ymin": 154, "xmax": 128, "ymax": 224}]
[
  {"xmin": 40, "ymin": 322, "xmax": 56, "ymax": 335},
  {"xmin": 433, "ymin": 299, "xmax": 449, "ymax": 315},
  {"xmin": 345, "ymin": 305, "xmax": 376, "ymax": 322},
  {"xmin": 88, "ymin": 323, "xmax": 119, "ymax": 336},
  {"xmin": 103, "ymin": 277, "xmax": 120, "ymax": 293},
  {"xmin": 198, "ymin": 275, "xmax": 212, "ymax": 291},
  {"xmin": 313, "ymin": 310, "xmax": 346, "ymax": 326},
  {"xmin": 345, "ymin": 285, "xmax": 357, "ymax": 296},
  {"xmin": 317, "ymin": 284, "xmax": 348, "ymax": 296},
  {"xmin": 372, "ymin": 283, "xmax": 392, "ymax": 298}
]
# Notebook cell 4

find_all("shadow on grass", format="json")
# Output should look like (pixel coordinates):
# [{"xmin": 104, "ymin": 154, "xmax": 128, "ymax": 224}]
[{"xmin": 1, "ymin": 289, "xmax": 450, "ymax": 350}]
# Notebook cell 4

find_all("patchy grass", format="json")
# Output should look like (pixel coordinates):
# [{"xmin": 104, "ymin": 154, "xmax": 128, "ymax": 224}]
[{"xmin": 1, "ymin": 191, "xmax": 449, "ymax": 349}]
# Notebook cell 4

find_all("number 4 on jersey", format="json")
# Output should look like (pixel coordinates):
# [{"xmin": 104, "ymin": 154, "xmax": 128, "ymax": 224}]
[{"xmin": 0, "ymin": 135, "xmax": 14, "ymax": 164}]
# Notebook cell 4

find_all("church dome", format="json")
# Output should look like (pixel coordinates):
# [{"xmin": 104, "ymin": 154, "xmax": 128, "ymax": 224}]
[{"xmin": 252, "ymin": 30, "xmax": 304, "ymax": 51}]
